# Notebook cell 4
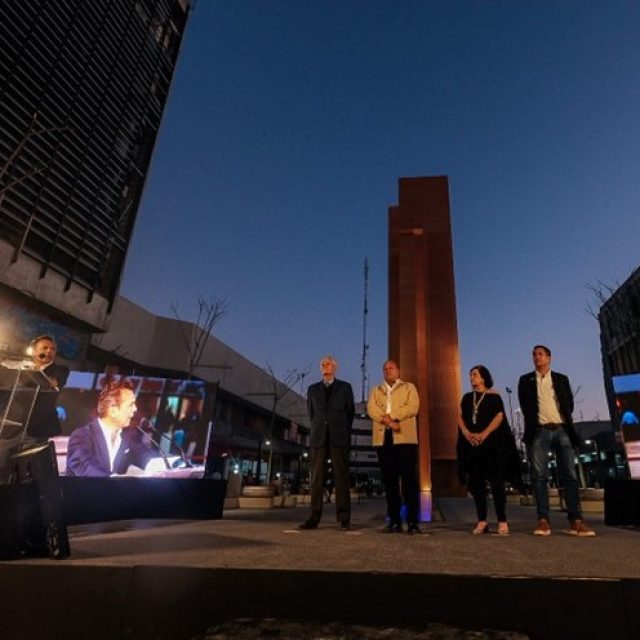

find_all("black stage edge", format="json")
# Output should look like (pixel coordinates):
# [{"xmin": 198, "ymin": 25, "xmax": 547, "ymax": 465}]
[
  {"xmin": 60, "ymin": 477, "xmax": 226, "ymax": 524},
  {"xmin": 0, "ymin": 443, "xmax": 70, "ymax": 560},
  {"xmin": 605, "ymin": 479, "xmax": 640, "ymax": 526},
  {"xmin": 0, "ymin": 565, "xmax": 638, "ymax": 640}
]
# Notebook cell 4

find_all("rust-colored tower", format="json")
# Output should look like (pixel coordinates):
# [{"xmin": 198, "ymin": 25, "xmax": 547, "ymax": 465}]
[{"xmin": 388, "ymin": 176, "xmax": 462, "ymax": 519}]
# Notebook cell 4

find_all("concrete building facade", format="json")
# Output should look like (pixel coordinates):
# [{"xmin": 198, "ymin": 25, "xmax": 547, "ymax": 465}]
[{"xmin": 0, "ymin": 0, "xmax": 191, "ymax": 353}]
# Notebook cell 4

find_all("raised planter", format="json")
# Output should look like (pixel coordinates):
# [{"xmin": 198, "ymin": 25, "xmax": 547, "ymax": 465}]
[
  {"xmin": 224, "ymin": 497, "xmax": 239, "ymax": 510},
  {"xmin": 238, "ymin": 485, "xmax": 276, "ymax": 509},
  {"xmin": 579, "ymin": 487, "xmax": 604, "ymax": 512}
]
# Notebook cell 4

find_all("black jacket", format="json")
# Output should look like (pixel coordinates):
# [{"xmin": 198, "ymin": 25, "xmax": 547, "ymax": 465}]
[
  {"xmin": 27, "ymin": 363, "xmax": 70, "ymax": 438},
  {"xmin": 517, "ymin": 370, "xmax": 578, "ymax": 447},
  {"xmin": 306, "ymin": 379, "xmax": 355, "ymax": 448}
]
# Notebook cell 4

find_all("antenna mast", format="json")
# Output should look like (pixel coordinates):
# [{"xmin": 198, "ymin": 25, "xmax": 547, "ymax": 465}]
[{"xmin": 360, "ymin": 257, "xmax": 370, "ymax": 403}]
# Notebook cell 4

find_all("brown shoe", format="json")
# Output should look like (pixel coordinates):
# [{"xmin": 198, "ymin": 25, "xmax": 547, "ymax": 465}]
[
  {"xmin": 564, "ymin": 519, "xmax": 596, "ymax": 537},
  {"xmin": 533, "ymin": 518, "xmax": 551, "ymax": 536}
]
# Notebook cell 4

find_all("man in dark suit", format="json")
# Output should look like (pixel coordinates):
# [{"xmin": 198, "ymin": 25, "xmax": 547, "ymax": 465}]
[
  {"xmin": 299, "ymin": 355, "xmax": 355, "ymax": 530},
  {"xmin": 25, "ymin": 335, "xmax": 70, "ymax": 445},
  {"xmin": 66, "ymin": 379, "xmax": 155, "ymax": 477},
  {"xmin": 518, "ymin": 345, "xmax": 595, "ymax": 536}
]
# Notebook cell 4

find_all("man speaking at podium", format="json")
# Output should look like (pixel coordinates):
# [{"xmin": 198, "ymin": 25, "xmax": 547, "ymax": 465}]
[
  {"xmin": 66, "ymin": 379, "xmax": 155, "ymax": 477},
  {"xmin": 24, "ymin": 335, "xmax": 70, "ymax": 446}
]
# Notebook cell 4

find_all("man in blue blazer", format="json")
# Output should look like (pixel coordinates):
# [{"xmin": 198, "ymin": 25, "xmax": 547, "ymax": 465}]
[
  {"xmin": 518, "ymin": 345, "xmax": 595, "ymax": 536},
  {"xmin": 299, "ymin": 355, "xmax": 355, "ymax": 530},
  {"xmin": 66, "ymin": 379, "xmax": 155, "ymax": 477}
]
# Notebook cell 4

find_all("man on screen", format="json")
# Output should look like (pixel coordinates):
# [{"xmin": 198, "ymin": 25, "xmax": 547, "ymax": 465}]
[{"xmin": 66, "ymin": 379, "xmax": 155, "ymax": 477}]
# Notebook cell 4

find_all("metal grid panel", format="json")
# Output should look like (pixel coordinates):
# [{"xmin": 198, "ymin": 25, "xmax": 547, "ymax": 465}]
[{"xmin": 0, "ymin": 0, "xmax": 189, "ymax": 304}]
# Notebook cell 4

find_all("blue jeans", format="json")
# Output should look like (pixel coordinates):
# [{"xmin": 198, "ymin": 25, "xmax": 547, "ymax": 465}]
[{"xmin": 527, "ymin": 427, "xmax": 582, "ymax": 522}]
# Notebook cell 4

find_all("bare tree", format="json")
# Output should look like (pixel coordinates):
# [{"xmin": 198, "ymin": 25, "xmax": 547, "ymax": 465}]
[
  {"xmin": 585, "ymin": 270, "xmax": 638, "ymax": 335},
  {"xmin": 253, "ymin": 362, "xmax": 309, "ymax": 484},
  {"xmin": 171, "ymin": 294, "xmax": 228, "ymax": 378},
  {"xmin": 585, "ymin": 280, "xmax": 620, "ymax": 321}
]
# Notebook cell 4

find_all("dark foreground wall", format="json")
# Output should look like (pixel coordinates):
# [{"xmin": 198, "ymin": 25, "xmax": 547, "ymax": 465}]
[
  {"xmin": 605, "ymin": 479, "xmax": 640, "ymax": 526},
  {"xmin": 61, "ymin": 477, "xmax": 227, "ymax": 524},
  {"xmin": 0, "ymin": 471, "xmax": 225, "ymax": 559},
  {"xmin": 0, "ymin": 565, "xmax": 638, "ymax": 640}
]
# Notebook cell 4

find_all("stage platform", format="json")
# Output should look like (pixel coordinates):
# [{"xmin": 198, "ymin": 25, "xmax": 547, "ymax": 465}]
[{"xmin": 1, "ymin": 497, "xmax": 639, "ymax": 640}]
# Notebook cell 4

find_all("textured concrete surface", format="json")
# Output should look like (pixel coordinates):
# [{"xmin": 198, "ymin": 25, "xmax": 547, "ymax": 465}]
[
  {"xmin": 195, "ymin": 618, "xmax": 529, "ymax": 639},
  {"xmin": 14, "ymin": 496, "xmax": 639, "ymax": 579},
  {"xmin": 2, "ymin": 497, "xmax": 639, "ymax": 640}
]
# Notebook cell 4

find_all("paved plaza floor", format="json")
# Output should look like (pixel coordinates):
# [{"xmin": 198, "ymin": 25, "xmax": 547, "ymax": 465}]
[
  {"xmin": 3, "ymin": 496, "xmax": 638, "ymax": 640},
  {"xmin": 38, "ymin": 496, "xmax": 637, "ymax": 580}
]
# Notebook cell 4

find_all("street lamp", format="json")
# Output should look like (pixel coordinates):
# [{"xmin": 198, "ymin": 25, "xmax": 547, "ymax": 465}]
[
  {"xmin": 505, "ymin": 387, "xmax": 515, "ymax": 428},
  {"xmin": 584, "ymin": 439, "xmax": 602, "ymax": 487},
  {"xmin": 246, "ymin": 391, "xmax": 278, "ymax": 485}
]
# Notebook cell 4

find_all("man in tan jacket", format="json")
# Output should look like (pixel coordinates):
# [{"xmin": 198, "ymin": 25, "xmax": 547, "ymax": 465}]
[{"xmin": 367, "ymin": 360, "xmax": 421, "ymax": 534}]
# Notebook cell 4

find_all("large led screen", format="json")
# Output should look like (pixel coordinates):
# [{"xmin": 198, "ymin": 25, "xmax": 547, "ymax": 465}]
[{"xmin": 54, "ymin": 372, "xmax": 216, "ymax": 479}]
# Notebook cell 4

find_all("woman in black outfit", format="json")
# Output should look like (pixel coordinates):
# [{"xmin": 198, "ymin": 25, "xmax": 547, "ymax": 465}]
[{"xmin": 457, "ymin": 365, "xmax": 519, "ymax": 535}]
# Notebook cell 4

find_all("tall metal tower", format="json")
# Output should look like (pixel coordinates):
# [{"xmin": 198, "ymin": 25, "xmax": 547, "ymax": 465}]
[{"xmin": 360, "ymin": 257, "xmax": 370, "ymax": 403}]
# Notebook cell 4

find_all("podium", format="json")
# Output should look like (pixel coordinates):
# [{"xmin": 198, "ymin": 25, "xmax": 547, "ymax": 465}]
[
  {"xmin": 0, "ymin": 358, "xmax": 40, "ymax": 483},
  {"xmin": 0, "ymin": 359, "xmax": 70, "ymax": 559}
]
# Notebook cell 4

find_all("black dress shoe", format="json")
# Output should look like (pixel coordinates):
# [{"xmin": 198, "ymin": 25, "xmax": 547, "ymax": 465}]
[
  {"xmin": 298, "ymin": 520, "xmax": 319, "ymax": 530},
  {"xmin": 339, "ymin": 522, "xmax": 350, "ymax": 531},
  {"xmin": 382, "ymin": 522, "xmax": 403, "ymax": 533},
  {"xmin": 407, "ymin": 524, "xmax": 423, "ymax": 535}
]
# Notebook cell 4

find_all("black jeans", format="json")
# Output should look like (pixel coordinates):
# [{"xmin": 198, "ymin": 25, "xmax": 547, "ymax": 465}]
[
  {"xmin": 376, "ymin": 430, "xmax": 420, "ymax": 526},
  {"xmin": 309, "ymin": 443, "xmax": 350, "ymax": 524},
  {"xmin": 467, "ymin": 468, "xmax": 507, "ymax": 522}
]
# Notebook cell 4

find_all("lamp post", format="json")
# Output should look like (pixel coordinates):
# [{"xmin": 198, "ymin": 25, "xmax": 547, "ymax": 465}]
[
  {"xmin": 246, "ymin": 391, "xmax": 277, "ymax": 484},
  {"xmin": 264, "ymin": 439, "xmax": 272, "ymax": 484},
  {"xmin": 584, "ymin": 439, "xmax": 602, "ymax": 487},
  {"xmin": 255, "ymin": 438, "xmax": 262, "ymax": 483},
  {"xmin": 505, "ymin": 387, "xmax": 515, "ymax": 429},
  {"xmin": 294, "ymin": 449, "xmax": 309, "ymax": 494}
]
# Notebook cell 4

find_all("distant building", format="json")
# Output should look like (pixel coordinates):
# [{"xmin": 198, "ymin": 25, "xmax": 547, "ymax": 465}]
[
  {"xmin": 598, "ymin": 265, "xmax": 640, "ymax": 419},
  {"xmin": 350, "ymin": 403, "xmax": 379, "ymax": 492},
  {"xmin": 0, "ymin": 0, "xmax": 191, "ymax": 356},
  {"xmin": 574, "ymin": 420, "xmax": 627, "ymax": 486}
]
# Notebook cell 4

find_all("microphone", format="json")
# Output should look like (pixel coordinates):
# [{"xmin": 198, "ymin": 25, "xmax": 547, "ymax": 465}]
[
  {"xmin": 27, "ymin": 365, "xmax": 59, "ymax": 391},
  {"xmin": 140, "ymin": 420, "xmax": 193, "ymax": 468},
  {"xmin": 171, "ymin": 437, "xmax": 193, "ymax": 468},
  {"xmin": 135, "ymin": 423, "xmax": 171, "ymax": 470},
  {"xmin": 38, "ymin": 369, "xmax": 59, "ymax": 392}
]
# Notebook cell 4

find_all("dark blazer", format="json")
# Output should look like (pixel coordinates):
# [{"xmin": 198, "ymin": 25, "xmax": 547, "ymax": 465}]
[
  {"xmin": 66, "ymin": 419, "xmax": 155, "ymax": 477},
  {"xmin": 27, "ymin": 362, "xmax": 70, "ymax": 438},
  {"xmin": 518, "ymin": 370, "xmax": 579, "ymax": 447},
  {"xmin": 307, "ymin": 379, "xmax": 355, "ymax": 448}
]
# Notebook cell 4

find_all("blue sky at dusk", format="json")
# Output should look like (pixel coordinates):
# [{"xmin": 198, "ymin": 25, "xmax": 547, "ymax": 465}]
[{"xmin": 121, "ymin": 0, "xmax": 640, "ymax": 420}]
